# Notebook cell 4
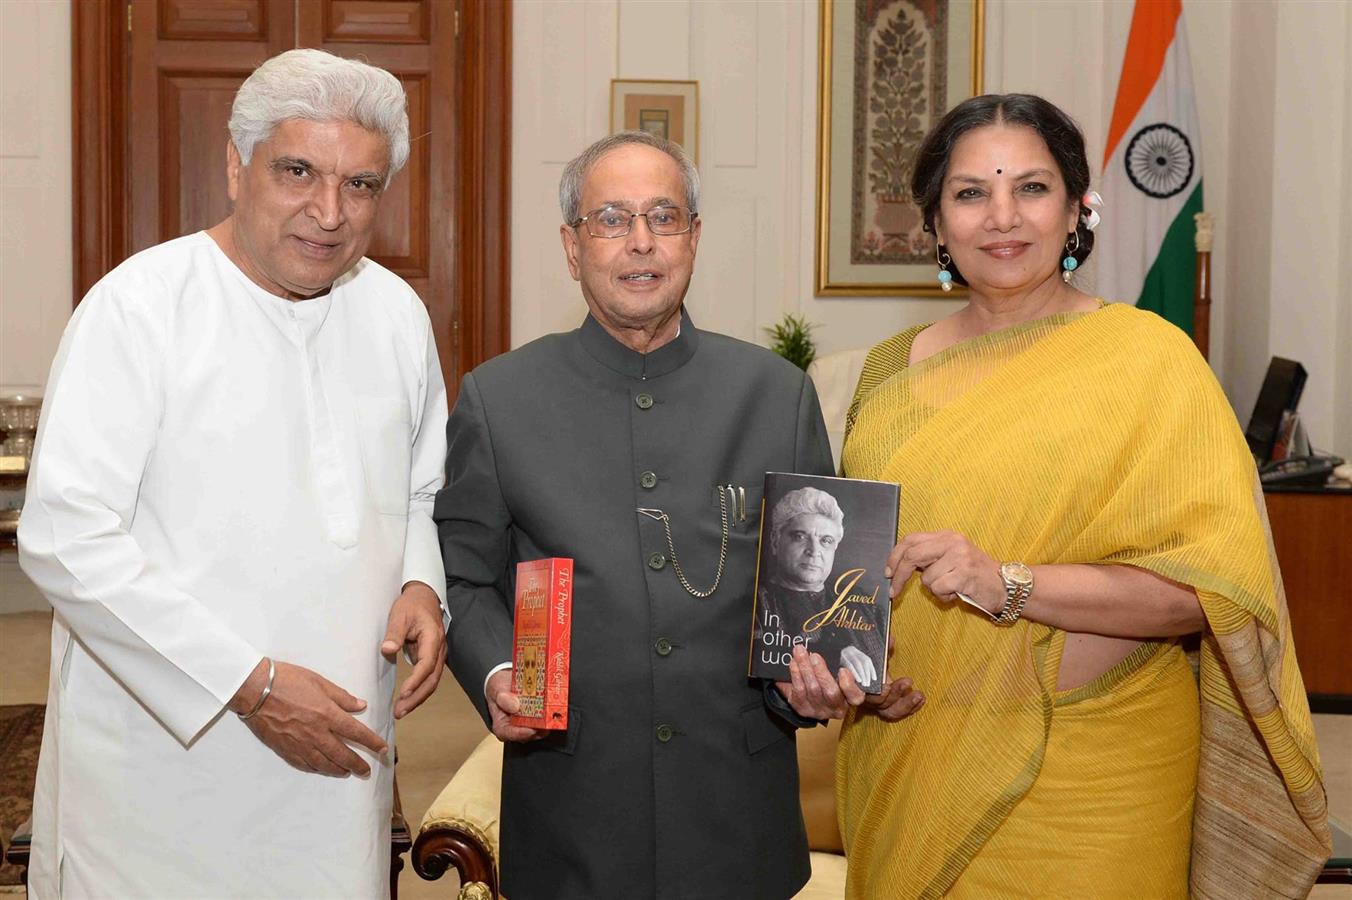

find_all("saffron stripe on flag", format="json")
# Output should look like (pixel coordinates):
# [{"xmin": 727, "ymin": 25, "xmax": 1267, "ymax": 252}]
[
  {"xmin": 1098, "ymin": 0, "xmax": 1202, "ymax": 319},
  {"xmin": 1104, "ymin": 0, "xmax": 1183, "ymax": 164}
]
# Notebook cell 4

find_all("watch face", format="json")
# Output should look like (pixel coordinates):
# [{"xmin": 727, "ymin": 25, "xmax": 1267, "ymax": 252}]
[{"xmin": 1001, "ymin": 562, "xmax": 1034, "ymax": 587}]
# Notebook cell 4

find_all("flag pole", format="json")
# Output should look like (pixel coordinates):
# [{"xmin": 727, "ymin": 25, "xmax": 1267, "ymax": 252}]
[{"xmin": 1193, "ymin": 211, "xmax": 1214, "ymax": 361}]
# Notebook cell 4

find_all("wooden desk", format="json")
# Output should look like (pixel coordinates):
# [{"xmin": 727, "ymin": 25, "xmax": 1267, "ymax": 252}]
[{"xmin": 1263, "ymin": 488, "xmax": 1352, "ymax": 707}]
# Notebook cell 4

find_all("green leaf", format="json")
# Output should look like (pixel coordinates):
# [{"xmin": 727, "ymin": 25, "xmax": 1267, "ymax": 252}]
[{"xmin": 763, "ymin": 314, "xmax": 818, "ymax": 371}]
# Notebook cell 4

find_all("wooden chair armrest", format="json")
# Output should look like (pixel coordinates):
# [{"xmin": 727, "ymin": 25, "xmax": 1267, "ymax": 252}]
[
  {"xmin": 411, "ymin": 822, "xmax": 496, "ymax": 897},
  {"xmin": 412, "ymin": 733, "xmax": 502, "ymax": 897}
]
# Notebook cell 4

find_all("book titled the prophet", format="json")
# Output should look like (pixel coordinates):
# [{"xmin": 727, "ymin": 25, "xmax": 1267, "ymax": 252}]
[
  {"xmin": 747, "ymin": 473, "xmax": 898, "ymax": 695},
  {"xmin": 510, "ymin": 557, "xmax": 573, "ymax": 730}
]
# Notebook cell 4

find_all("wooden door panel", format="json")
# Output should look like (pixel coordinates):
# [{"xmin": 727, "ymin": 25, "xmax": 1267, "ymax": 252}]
[
  {"xmin": 159, "ymin": 71, "xmax": 247, "ymax": 239},
  {"xmin": 367, "ymin": 73, "xmax": 429, "ymax": 279},
  {"xmin": 322, "ymin": 0, "xmax": 430, "ymax": 43},
  {"xmin": 159, "ymin": 0, "xmax": 269, "ymax": 41}
]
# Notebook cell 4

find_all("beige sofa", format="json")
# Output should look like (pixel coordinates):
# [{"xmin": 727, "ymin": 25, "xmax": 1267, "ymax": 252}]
[{"xmin": 806, "ymin": 349, "xmax": 870, "ymax": 467}]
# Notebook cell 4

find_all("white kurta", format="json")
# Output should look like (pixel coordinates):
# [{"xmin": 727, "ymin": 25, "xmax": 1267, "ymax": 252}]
[{"xmin": 18, "ymin": 232, "xmax": 448, "ymax": 898}]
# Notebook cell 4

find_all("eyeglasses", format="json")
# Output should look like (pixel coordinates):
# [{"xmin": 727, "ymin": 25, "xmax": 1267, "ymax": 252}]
[{"xmin": 571, "ymin": 205, "xmax": 697, "ymax": 239}]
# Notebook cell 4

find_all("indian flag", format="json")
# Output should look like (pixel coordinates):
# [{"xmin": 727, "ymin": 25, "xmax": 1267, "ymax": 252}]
[{"xmin": 1097, "ymin": 0, "xmax": 1202, "ymax": 334}]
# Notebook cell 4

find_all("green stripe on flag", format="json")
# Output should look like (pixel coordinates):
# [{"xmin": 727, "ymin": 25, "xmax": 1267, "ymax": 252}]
[{"xmin": 1137, "ymin": 181, "xmax": 1203, "ymax": 335}]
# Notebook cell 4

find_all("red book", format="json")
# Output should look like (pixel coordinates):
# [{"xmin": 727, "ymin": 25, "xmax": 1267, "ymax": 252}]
[{"xmin": 509, "ymin": 558, "xmax": 573, "ymax": 730}]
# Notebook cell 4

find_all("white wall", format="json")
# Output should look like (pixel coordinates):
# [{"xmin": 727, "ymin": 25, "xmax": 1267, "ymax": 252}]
[
  {"xmin": 511, "ymin": 0, "xmax": 811, "ymax": 345},
  {"xmin": 1340, "ymin": 5, "xmax": 1352, "ymax": 461},
  {"xmin": 512, "ymin": 0, "xmax": 1352, "ymax": 457},
  {"xmin": 1, "ymin": 0, "xmax": 69, "ymax": 612},
  {"xmin": 1260, "ymin": 0, "xmax": 1352, "ymax": 458},
  {"xmin": 0, "ymin": 0, "xmax": 72, "ymax": 397},
  {"xmin": 1213, "ymin": 0, "xmax": 1352, "ymax": 458},
  {"xmin": 1222, "ymin": 0, "xmax": 1277, "ymax": 448}
]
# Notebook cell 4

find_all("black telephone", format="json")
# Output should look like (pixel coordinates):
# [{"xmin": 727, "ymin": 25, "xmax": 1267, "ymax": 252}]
[{"xmin": 1259, "ymin": 455, "xmax": 1343, "ymax": 487}]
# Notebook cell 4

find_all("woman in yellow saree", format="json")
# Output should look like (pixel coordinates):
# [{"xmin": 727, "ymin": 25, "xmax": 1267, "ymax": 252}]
[{"xmin": 837, "ymin": 94, "xmax": 1329, "ymax": 898}]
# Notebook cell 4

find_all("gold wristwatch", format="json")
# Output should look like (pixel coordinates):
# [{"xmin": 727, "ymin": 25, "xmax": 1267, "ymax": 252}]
[{"xmin": 993, "ymin": 562, "xmax": 1034, "ymax": 626}]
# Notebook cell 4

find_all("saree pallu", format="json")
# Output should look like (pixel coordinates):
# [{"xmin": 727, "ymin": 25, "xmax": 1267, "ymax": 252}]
[{"xmin": 837, "ymin": 304, "xmax": 1329, "ymax": 899}]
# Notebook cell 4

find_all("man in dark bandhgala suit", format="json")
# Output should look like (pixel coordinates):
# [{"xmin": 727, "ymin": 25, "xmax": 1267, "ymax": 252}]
[{"xmin": 434, "ymin": 130, "xmax": 855, "ymax": 899}]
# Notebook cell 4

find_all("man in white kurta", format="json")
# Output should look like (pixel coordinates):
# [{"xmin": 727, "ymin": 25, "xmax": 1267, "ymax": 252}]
[{"xmin": 18, "ymin": 50, "xmax": 448, "ymax": 898}]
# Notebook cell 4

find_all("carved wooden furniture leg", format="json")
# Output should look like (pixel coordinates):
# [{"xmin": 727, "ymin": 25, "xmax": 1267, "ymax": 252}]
[
  {"xmin": 4, "ymin": 818, "xmax": 30, "ymax": 887},
  {"xmin": 391, "ymin": 771, "xmax": 413, "ymax": 900}
]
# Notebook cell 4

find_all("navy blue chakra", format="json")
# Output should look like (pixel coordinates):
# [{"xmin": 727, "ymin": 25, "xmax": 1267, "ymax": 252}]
[{"xmin": 1125, "ymin": 123, "xmax": 1194, "ymax": 199}]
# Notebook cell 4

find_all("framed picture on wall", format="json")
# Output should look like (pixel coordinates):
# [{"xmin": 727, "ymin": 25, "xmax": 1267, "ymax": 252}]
[
  {"xmin": 610, "ymin": 79, "xmax": 699, "ymax": 163},
  {"xmin": 815, "ymin": 0, "xmax": 984, "ymax": 296}
]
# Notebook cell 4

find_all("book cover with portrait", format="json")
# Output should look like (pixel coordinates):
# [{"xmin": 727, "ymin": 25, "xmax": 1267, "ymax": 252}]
[
  {"xmin": 747, "ymin": 473, "xmax": 898, "ymax": 695},
  {"xmin": 510, "ymin": 557, "xmax": 573, "ymax": 730}
]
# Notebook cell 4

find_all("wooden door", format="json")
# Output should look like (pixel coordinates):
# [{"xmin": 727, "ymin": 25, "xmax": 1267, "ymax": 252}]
[{"xmin": 75, "ymin": 0, "xmax": 510, "ymax": 397}]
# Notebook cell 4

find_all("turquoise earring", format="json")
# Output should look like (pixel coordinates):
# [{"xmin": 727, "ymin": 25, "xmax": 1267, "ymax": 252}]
[
  {"xmin": 936, "ymin": 245, "xmax": 954, "ymax": 292},
  {"xmin": 1061, "ymin": 233, "xmax": 1080, "ymax": 284}
]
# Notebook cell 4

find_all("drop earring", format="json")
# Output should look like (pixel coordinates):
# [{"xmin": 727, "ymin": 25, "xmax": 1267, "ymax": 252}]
[
  {"xmin": 936, "ymin": 244, "xmax": 954, "ymax": 292},
  {"xmin": 1061, "ymin": 232, "xmax": 1080, "ymax": 283}
]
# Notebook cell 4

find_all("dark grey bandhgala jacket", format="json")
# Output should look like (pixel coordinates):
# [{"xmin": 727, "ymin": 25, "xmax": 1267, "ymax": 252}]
[{"xmin": 434, "ymin": 309, "xmax": 834, "ymax": 900}]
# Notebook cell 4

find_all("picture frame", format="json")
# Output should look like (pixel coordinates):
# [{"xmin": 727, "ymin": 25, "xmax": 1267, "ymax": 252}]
[
  {"xmin": 815, "ymin": 0, "xmax": 985, "ymax": 296},
  {"xmin": 610, "ymin": 79, "xmax": 700, "ymax": 164}
]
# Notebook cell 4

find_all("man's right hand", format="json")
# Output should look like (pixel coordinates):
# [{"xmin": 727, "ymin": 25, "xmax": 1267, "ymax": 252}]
[
  {"xmin": 229, "ymin": 658, "xmax": 388, "ymax": 777},
  {"xmin": 485, "ymin": 668, "xmax": 548, "ymax": 743}
]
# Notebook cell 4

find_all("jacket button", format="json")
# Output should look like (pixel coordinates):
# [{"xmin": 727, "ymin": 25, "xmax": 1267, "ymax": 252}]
[
  {"xmin": 639, "ymin": 471, "xmax": 658, "ymax": 489},
  {"xmin": 635, "ymin": 392, "xmax": 654, "ymax": 409},
  {"xmin": 655, "ymin": 637, "xmax": 673, "ymax": 656},
  {"xmin": 647, "ymin": 552, "xmax": 666, "ymax": 571},
  {"xmin": 655, "ymin": 723, "xmax": 674, "ymax": 743}
]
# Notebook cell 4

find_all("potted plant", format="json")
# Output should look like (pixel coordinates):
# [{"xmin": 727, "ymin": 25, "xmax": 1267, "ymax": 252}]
[{"xmin": 765, "ymin": 314, "xmax": 818, "ymax": 372}]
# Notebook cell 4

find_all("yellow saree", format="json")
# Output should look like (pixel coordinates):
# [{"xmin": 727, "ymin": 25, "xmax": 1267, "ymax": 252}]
[{"xmin": 837, "ymin": 304, "xmax": 1329, "ymax": 898}]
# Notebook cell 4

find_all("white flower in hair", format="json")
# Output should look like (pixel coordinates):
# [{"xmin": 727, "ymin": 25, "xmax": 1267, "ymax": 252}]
[{"xmin": 1081, "ymin": 191, "xmax": 1103, "ymax": 232}]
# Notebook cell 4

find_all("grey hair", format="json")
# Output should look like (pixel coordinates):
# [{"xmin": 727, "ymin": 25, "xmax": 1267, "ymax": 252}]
[
  {"xmin": 229, "ymin": 49, "xmax": 410, "ymax": 176},
  {"xmin": 769, "ymin": 487, "xmax": 845, "ymax": 547},
  {"xmin": 558, "ymin": 130, "xmax": 701, "ymax": 224}
]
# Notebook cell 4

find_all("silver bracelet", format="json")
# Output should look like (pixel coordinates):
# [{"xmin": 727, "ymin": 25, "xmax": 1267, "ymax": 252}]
[{"xmin": 238, "ymin": 657, "xmax": 275, "ymax": 721}]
